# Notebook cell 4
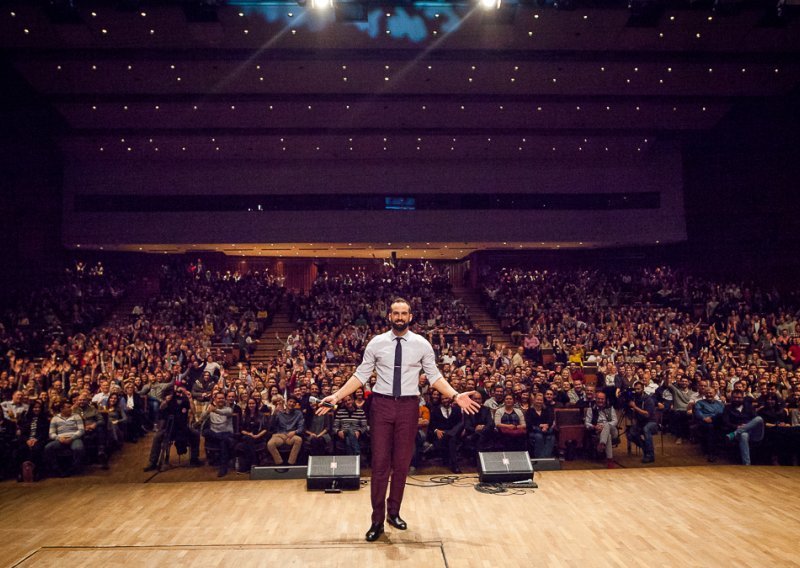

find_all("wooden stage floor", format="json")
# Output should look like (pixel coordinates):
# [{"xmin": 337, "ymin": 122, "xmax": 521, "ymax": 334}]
[{"xmin": 2, "ymin": 466, "xmax": 799, "ymax": 568}]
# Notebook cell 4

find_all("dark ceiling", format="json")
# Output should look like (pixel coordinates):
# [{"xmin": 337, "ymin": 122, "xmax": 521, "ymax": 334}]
[{"xmin": 1, "ymin": 0, "xmax": 799, "ymax": 165}]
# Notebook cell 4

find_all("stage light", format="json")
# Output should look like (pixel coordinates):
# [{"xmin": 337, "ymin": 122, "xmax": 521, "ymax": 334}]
[
  {"xmin": 310, "ymin": 0, "xmax": 333, "ymax": 9},
  {"xmin": 479, "ymin": 0, "xmax": 501, "ymax": 9}
]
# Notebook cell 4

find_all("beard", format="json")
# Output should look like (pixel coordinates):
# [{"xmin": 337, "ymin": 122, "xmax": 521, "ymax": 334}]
[{"xmin": 391, "ymin": 320, "xmax": 409, "ymax": 332}]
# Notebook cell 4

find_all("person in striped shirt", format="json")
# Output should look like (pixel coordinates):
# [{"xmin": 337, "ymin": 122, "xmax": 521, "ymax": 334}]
[{"xmin": 44, "ymin": 400, "xmax": 85, "ymax": 476}]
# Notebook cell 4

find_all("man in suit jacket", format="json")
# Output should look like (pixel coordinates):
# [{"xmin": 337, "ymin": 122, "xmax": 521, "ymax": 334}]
[{"xmin": 428, "ymin": 396, "xmax": 464, "ymax": 473}]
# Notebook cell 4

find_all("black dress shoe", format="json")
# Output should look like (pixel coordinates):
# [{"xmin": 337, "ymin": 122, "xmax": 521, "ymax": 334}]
[
  {"xmin": 451, "ymin": 465, "xmax": 462, "ymax": 474},
  {"xmin": 365, "ymin": 523, "xmax": 384, "ymax": 542},
  {"xmin": 386, "ymin": 514, "xmax": 407, "ymax": 530}
]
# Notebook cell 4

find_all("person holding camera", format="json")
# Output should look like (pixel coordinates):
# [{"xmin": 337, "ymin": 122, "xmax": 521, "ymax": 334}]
[
  {"xmin": 143, "ymin": 386, "xmax": 202, "ymax": 472},
  {"xmin": 626, "ymin": 381, "xmax": 658, "ymax": 464}
]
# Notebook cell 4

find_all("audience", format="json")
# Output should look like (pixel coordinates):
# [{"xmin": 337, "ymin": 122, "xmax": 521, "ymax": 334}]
[{"xmin": 3, "ymin": 260, "xmax": 800, "ymax": 483}]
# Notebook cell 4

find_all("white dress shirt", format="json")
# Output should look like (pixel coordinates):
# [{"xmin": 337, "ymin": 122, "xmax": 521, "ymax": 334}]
[{"xmin": 354, "ymin": 330, "xmax": 443, "ymax": 396}]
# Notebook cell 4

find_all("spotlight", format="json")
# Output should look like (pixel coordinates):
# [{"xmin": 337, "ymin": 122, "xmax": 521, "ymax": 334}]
[
  {"xmin": 310, "ymin": 0, "xmax": 333, "ymax": 9},
  {"xmin": 479, "ymin": 0, "xmax": 501, "ymax": 9}
]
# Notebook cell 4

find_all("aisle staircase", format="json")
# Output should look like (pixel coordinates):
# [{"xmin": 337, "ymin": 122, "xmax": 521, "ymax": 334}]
[
  {"xmin": 249, "ymin": 303, "xmax": 295, "ymax": 367},
  {"xmin": 452, "ymin": 287, "xmax": 513, "ymax": 345},
  {"xmin": 102, "ymin": 275, "xmax": 159, "ymax": 327}
]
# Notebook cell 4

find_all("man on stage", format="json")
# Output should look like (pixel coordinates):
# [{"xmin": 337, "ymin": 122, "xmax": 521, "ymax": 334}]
[{"xmin": 318, "ymin": 298, "xmax": 480, "ymax": 542}]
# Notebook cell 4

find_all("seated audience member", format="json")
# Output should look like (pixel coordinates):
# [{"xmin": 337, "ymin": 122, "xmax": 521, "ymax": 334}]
[
  {"xmin": 694, "ymin": 387, "xmax": 725, "ymax": 462},
  {"xmin": 626, "ymin": 381, "xmax": 658, "ymax": 464},
  {"xmin": 0, "ymin": 407, "xmax": 16, "ymax": 479},
  {"xmin": 200, "ymin": 391, "xmax": 236, "ymax": 477},
  {"xmin": 44, "ymin": 400, "xmax": 85, "ymax": 476},
  {"xmin": 758, "ymin": 393, "xmax": 791, "ymax": 465},
  {"xmin": 567, "ymin": 378, "xmax": 588, "ymax": 409},
  {"xmin": 527, "ymin": 392, "xmax": 555, "ymax": 459},
  {"xmin": 666, "ymin": 376, "xmax": 698, "ymax": 444},
  {"xmin": 494, "ymin": 393, "xmax": 527, "ymax": 451},
  {"xmin": 140, "ymin": 371, "xmax": 176, "ymax": 428},
  {"xmin": 305, "ymin": 399, "xmax": 333, "ymax": 456},
  {"xmin": 103, "ymin": 392, "xmax": 128, "ymax": 449},
  {"xmin": 91, "ymin": 379, "xmax": 111, "ymax": 407},
  {"xmin": 120, "ymin": 382, "xmax": 145, "ymax": 443},
  {"xmin": 333, "ymin": 395, "xmax": 368, "ymax": 456},
  {"xmin": 411, "ymin": 399, "xmax": 431, "ymax": 471},
  {"xmin": 144, "ymin": 387, "xmax": 202, "ymax": 471},
  {"xmin": 463, "ymin": 391, "xmax": 494, "ymax": 459},
  {"xmin": 73, "ymin": 392, "xmax": 109, "ymax": 469},
  {"xmin": 15, "ymin": 399, "xmax": 50, "ymax": 481},
  {"xmin": 236, "ymin": 397, "xmax": 268, "ymax": 472},
  {"xmin": 723, "ymin": 390, "xmax": 765, "ymax": 466},
  {"xmin": 191, "ymin": 371, "xmax": 215, "ymax": 404},
  {"xmin": 483, "ymin": 385, "xmax": 506, "ymax": 417},
  {"xmin": 1, "ymin": 391, "xmax": 29, "ymax": 422},
  {"xmin": 585, "ymin": 392, "xmax": 619, "ymax": 468},
  {"xmin": 427, "ymin": 395, "xmax": 464, "ymax": 473},
  {"xmin": 267, "ymin": 396, "xmax": 305, "ymax": 466}
]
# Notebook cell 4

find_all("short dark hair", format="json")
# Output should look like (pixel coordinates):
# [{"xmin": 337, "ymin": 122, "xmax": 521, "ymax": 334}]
[{"xmin": 389, "ymin": 297, "xmax": 412, "ymax": 311}]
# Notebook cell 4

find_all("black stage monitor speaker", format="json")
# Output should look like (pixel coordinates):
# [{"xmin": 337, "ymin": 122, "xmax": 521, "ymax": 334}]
[
  {"xmin": 530, "ymin": 457, "xmax": 561, "ymax": 471},
  {"xmin": 250, "ymin": 465, "xmax": 306, "ymax": 480},
  {"xmin": 478, "ymin": 451, "xmax": 533, "ymax": 483},
  {"xmin": 306, "ymin": 455, "xmax": 361, "ymax": 491}
]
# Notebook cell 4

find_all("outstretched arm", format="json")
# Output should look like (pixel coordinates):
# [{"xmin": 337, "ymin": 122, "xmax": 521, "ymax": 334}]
[
  {"xmin": 430, "ymin": 377, "xmax": 481, "ymax": 415},
  {"xmin": 317, "ymin": 375, "xmax": 364, "ymax": 415}
]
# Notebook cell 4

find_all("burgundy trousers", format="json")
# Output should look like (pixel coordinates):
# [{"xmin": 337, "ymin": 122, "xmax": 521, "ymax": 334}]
[{"xmin": 369, "ymin": 394, "xmax": 419, "ymax": 525}]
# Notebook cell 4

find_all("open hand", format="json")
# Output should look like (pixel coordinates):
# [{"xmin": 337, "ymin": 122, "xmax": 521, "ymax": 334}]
[{"xmin": 454, "ymin": 391, "xmax": 481, "ymax": 415}]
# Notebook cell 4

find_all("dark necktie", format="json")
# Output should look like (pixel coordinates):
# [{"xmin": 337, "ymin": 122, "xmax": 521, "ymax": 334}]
[{"xmin": 393, "ymin": 337, "xmax": 403, "ymax": 397}]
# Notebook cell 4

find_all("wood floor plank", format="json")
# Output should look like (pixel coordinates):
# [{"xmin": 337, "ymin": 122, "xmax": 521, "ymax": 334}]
[{"xmin": 2, "ymin": 466, "xmax": 799, "ymax": 568}]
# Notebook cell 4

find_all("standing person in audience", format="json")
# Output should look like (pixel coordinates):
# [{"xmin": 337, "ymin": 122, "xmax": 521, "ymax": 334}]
[{"xmin": 316, "ymin": 298, "xmax": 479, "ymax": 542}]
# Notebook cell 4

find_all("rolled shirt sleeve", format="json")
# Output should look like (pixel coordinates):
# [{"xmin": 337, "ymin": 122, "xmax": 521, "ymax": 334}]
[{"xmin": 352, "ymin": 337, "xmax": 378, "ymax": 385}]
